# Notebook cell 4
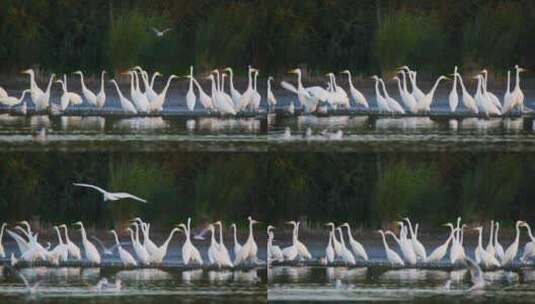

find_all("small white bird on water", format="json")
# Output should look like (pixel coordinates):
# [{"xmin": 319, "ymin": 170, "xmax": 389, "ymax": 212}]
[{"xmin": 73, "ymin": 183, "xmax": 147, "ymax": 203}]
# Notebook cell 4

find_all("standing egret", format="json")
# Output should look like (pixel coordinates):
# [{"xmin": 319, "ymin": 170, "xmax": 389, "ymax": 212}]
[
  {"xmin": 59, "ymin": 224, "xmax": 81, "ymax": 260},
  {"xmin": 503, "ymin": 71, "xmax": 513, "ymax": 113},
  {"xmin": 178, "ymin": 218, "xmax": 203, "ymax": 265},
  {"xmin": 286, "ymin": 221, "xmax": 312, "ymax": 260},
  {"xmin": 0, "ymin": 90, "xmax": 31, "ymax": 107},
  {"xmin": 379, "ymin": 78, "xmax": 405, "ymax": 114},
  {"xmin": 207, "ymin": 224, "xmax": 232, "ymax": 267},
  {"xmin": 128, "ymin": 226, "xmax": 150, "ymax": 265},
  {"xmin": 473, "ymin": 227, "xmax": 500, "ymax": 268},
  {"xmin": 239, "ymin": 66, "xmax": 256, "ymax": 111},
  {"xmin": 505, "ymin": 65, "xmax": 527, "ymax": 113},
  {"xmin": 49, "ymin": 226, "xmax": 69, "ymax": 264},
  {"xmin": 340, "ymin": 223, "xmax": 368, "ymax": 261},
  {"xmin": 481, "ymin": 69, "xmax": 502, "ymax": 110},
  {"xmin": 207, "ymin": 74, "xmax": 236, "ymax": 115},
  {"xmin": 151, "ymin": 227, "xmax": 180, "ymax": 264},
  {"xmin": 385, "ymin": 229, "xmax": 416, "ymax": 265},
  {"xmin": 267, "ymin": 76, "xmax": 277, "ymax": 109},
  {"xmin": 393, "ymin": 75, "xmax": 417, "ymax": 113},
  {"xmin": 426, "ymin": 224, "xmax": 457, "ymax": 263},
  {"xmin": 186, "ymin": 66, "xmax": 196, "ymax": 111},
  {"xmin": 0, "ymin": 223, "xmax": 6, "ymax": 258},
  {"xmin": 149, "ymin": 74, "xmax": 178, "ymax": 112},
  {"xmin": 21, "ymin": 69, "xmax": 44, "ymax": 103},
  {"xmin": 474, "ymin": 74, "xmax": 500, "ymax": 116},
  {"xmin": 125, "ymin": 71, "xmax": 149, "ymax": 112},
  {"xmin": 418, "ymin": 75, "xmax": 449, "ymax": 112},
  {"xmin": 494, "ymin": 222, "xmax": 505, "ymax": 263},
  {"xmin": 449, "ymin": 66, "xmax": 459, "ymax": 112},
  {"xmin": 281, "ymin": 68, "xmax": 328, "ymax": 113},
  {"xmin": 96, "ymin": 71, "xmax": 106, "ymax": 108},
  {"xmin": 378, "ymin": 230, "xmax": 404, "ymax": 266},
  {"xmin": 403, "ymin": 217, "xmax": 427, "ymax": 261},
  {"xmin": 282, "ymin": 222, "xmax": 298, "ymax": 261},
  {"xmin": 327, "ymin": 73, "xmax": 350, "ymax": 109},
  {"xmin": 325, "ymin": 229, "xmax": 335, "ymax": 263},
  {"xmin": 234, "ymin": 216, "xmax": 259, "ymax": 265},
  {"xmin": 502, "ymin": 220, "xmax": 525, "ymax": 266},
  {"xmin": 337, "ymin": 227, "xmax": 355, "ymax": 265},
  {"xmin": 454, "ymin": 71, "xmax": 478, "ymax": 114},
  {"xmin": 267, "ymin": 226, "xmax": 284, "ymax": 263},
  {"xmin": 485, "ymin": 220, "xmax": 495, "ymax": 258},
  {"xmin": 341, "ymin": 70, "xmax": 368, "ymax": 108},
  {"xmin": 325, "ymin": 222, "xmax": 343, "ymax": 260},
  {"xmin": 73, "ymin": 71, "xmax": 97, "ymax": 106},
  {"xmin": 184, "ymin": 75, "xmax": 213, "ymax": 111},
  {"xmin": 251, "ymin": 70, "xmax": 261, "ymax": 111},
  {"xmin": 520, "ymin": 222, "xmax": 535, "ymax": 263},
  {"xmin": 34, "ymin": 74, "xmax": 55, "ymax": 111},
  {"xmin": 73, "ymin": 221, "xmax": 101, "ymax": 264},
  {"xmin": 214, "ymin": 221, "xmax": 233, "ymax": 267},
  {"xmin": 110, "ymin": 80, "xmax": 138, "ymax": 114},
  {"xmin": 222, "ymin": 67, "xmax": 241, "ymax": 109},
  {"xmin": 370, "ymin": 76, "xmax": 391, "ymax": 113},
  {"xmin": 110, "ymin": 230, "xmax": 137, "ymax": 267},
  {"xmin": 230, "ymin": 223, "xmax": 242, "ymax": 259},
  {"xmin": 56, "ymin": 76, "xmax": 82, "ymax": 111}
]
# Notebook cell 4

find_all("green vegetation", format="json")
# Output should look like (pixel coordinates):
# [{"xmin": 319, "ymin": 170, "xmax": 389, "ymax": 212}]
[{"xmin": 1, "ymin": 1, "xmax": 535, "ymax": 76}]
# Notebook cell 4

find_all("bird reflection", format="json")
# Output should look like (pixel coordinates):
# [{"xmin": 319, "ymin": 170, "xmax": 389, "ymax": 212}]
[
  {"xmin": 60, "ymin": 116, "xmax": 105, "ymax": 130},
  {"xmin": 116, "ymin": 269, "xmax": 171, "ymax": 281},
  {"xmin": 196, "ymin": 118, "xmax": 260, "ymax": 132}
]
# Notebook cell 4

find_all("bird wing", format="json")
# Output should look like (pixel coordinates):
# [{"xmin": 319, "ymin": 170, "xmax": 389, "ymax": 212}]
[
  {"xmin": 307, "ymin": 87, "xmax": 329, "ymax": 101},
  {"xmin": 112, "ymin": 192, "xmax": 147, "ymax": 203},
  {"xmin": 280, "ymin": 81, "xmax": 298, "ymax": 94},
  {"xmin": 465, "ymin": 257, "xmax": 484, "ymax": 286},
  {"xmin": 150, "ymin": 27, "xmax": 160, "ymax": 34},
  {"xmin": 73, "ymin": 183, "xmax": 106, "ymax": 194},
  {"xmin": 162, "ymin": 28, "xmax": 172, "ymax": 34}
]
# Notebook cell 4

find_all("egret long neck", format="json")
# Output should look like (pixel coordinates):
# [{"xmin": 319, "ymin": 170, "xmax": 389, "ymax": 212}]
[
  {"xmin": 218, "ymin": 225, "xmax": 224, "ymax": 244},
  {"xmin": 79, "ymin": 73, "xmax": 87, "ymax": 91},
  {"xmin": 379, "ymin": 79, "xmax": 390, "ymax": 99},
  {"xmin": 428, "ymin": 77, "xmax": 443, "ymax": 97},
  {"xmin": 55, "ymin": 227, "xmax": 63, "ymax": 245},
  {"xmin": 112, "ymin": 81, "xmax": 124, "ymax": 99},
  {"xmin": 525, "ymin": 224, "xmax": 535, "ymax": 241},
  {"xmin": 100, "ymin": 72, "xmax": 105, "ymax": 92},
  {"xmin": 477, "ymin": 229, "xmax": 482, "ymax": 248},
  {"xmin": 346, "ymin": 72, "xmax": 354, "ymax": 89},
  {"xmin": 457, "ymin": 74, "xmax": 468, "ymax": 95},
  {"xmin": 515, "ymin": 68, "xmax": 521, "ymax": 90},
  {"xmin": 487, "ymin": 222, "xmax": 494, "ymax": 247},
  {"xmin": 161, "ymin": 76, "xmax": 175, "ymax": 97},
  {"xmin": 506, "ymin": 71, "xmax": 511, "ymax": 93},
  {"xmin": 162, "ymin": 228, "xmax": 178, "ymax": 250}
]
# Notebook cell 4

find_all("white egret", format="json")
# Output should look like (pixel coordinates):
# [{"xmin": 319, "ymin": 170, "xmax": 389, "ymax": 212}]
[
  {"xmin": 502, "ymin": 220, "xmax": 524, "ymax": 266},
  {"xmin": 418, "ymin": 75, "xmax": 449, "ymax": 112},
  {"xmin": 49, "ymin": 226, "xmax": 69, "ymax": 264},
  {"xmin": 151, "ymin": 27, "xmax": 172, "ymax": 38},
  {"xmin": 110, "ymin": 230, "xmax": 137, "ymax": 267},
  {"xmin": 474, "ymin": 74, "xmax": 500, "ymax": 116},
  {"xmin": 448, "ymin": 66, "xmax": 459, "ymax": 112},
  {"xmin": 341, "ymin": 70, "xmax": 368, "ymax": 108},
  {"xmin": 73, "ymin": 221, "xmax": 101, "ymax": 264},
  {"xmin": 125, "ymin": 71, "xmax": 149, "ymax": 112},
  {"xmin": 0, "ymin": 89, "xmax": 31, "ymax": 107},
  {"xmin": 34, "ymin": 74, "xmax": 55, "ymax": 111},
  {"xmin": 327, "ymin": 73, "xmax": 350, "ymax": 109},
  {"xmin": 109, "ymin": 79, "xmax": 138, "ymax": 114},
  {"xmin": 185, "ymin": 75, "xmax": 213, "ymax": 111},
  {"xmin": 207, "ymin": 74, "xmax": 236, "ymax": 115},
  {"xmin": 494, "ymin": 222, "xmax": 505, "ymax": 263},
  {"xmin": 506, "ymin": 65, "xmax": 527, "ymax": 113},
  {"xmin": 207, "ymin": 224, "xmax": 232, "ymax": 267},
  {"xmin": 485, "ymin": 220, "xmax": 495, "ymax": 258},
  {"xmin": 151, "ymin": 227, "xmax": 180, "ymax": 264},
  {"xmin": 407, "ymin": 70, "xmax": 426, "ymax": 106},
  {"xmin": 230, "ymin": 223, "xmax": 242, "ymax": 259},
  {"xmin": 520, "ymin": 222, "xmax": 535, "ymax": 263},
  {"xmin": 234, "ymin": 216, "xmax": 259, "ymax": 265},
  {"xmin": 403, "ymin": 217, "xmax": 426, "ymax": 261},
  {"xmin": 0, "ymin": 223, "xmax": 6, "ymax": 258},
  {"xmin": 426, "ymin": 224, "xmax": 456, "ymax": 263},
  {"xmin": 150, "ymin": 74, "xmax": 178, "ymax": 112},
  {"xmin": 0, "ymin": 86, "xmax": 7, "ymax": 99},
  {"xmin": 481, "ymin": 69, "xmax": 502, "ymax": 110},
  {"xmin": 454, "ymin": 72, "xmax": 478, "ymax": 114},
  {"xmin": 325, "ymin": 222, "xmax": 343, "ymax": 259},
  {"xmin": 59, "ymin": 224, "xmax": 81, "ymax": 260},
  {"xmin": 133, "ymin": 67, "xmax": 158, "ymax": 102},
  {"xmin": 385, "ymin": 229, "xmax": 416, "ymax": 265},
  {"xmin": 7, "ymin": 228, "xmax": 30, "ymax": 255},
  {"xmin": 336, "ymin": 227, "xmax": 356, "ymax": 265},
  {"xmin": 239, "ymin": 66, "xmax": 256, "ymax": 111},
  {"xmin": 503, "ymin": 70, "xmax": 513, "ymax": 113},
  {"xmin": 281, "ymin": 68, "xmax": 329, "ymax": 113},
  {"xmin": 251, "ymin": 70, "xmax": 261, "ymax": 111},
  {"xmin": 473, "ymin": 226, "xmax": 500, "ymax": 268},
  {"xmin": 21, "ymin": 69, "xmax": 44, "ymax": 103},
  {"xmin": 287, "ymin": 221, "xmax": 312, "ymax": 260},
  {"xmin": 370, "ymin": 75, "xmax": 390, "ymax": 113},
  {"xmin": 379, "ymin": 78, "xmax": 405, "ymax": 114},
  {"xmin": 178, "ymin": 218, "xmax": 203, "ymax": 265},
  {"xmin": 73, "ymin": 71, "xmax": 97, "ymax": 106},
  {"xmin": 222, "ymin": 67, "xmax": 241, "ymax": 109},
  {"xmin": 56, "ymin": 76, "xmax": 83, "ymax": 111},
  {"xmin": 214, "ymin": 221, "xmax": 233, "ymax": 267},
  {"xmin": 393, "ymin": 75, "xmax": 417, "ymax": 113},
  {"xmin": 73, "ymin": 183, "xmax": 147, "ymax": 203},
  {"xmin": 378, "ymin": 230, "xmax": 404, "ymax": 266},
  {"xmin": 267, "ymin": 76, "xmax": 277, "ymax": 109},
  {"xmin": 128, "ymin": 226, "xmax": 150, "ymax": 265},
  {"xmin": 267, "ymin": 226, "xmax": 284, "ymax": 263},
  {"xmin": 340, "ymin": 223, "xmax": 368, "ymax": 261},
  {"xmin": 96, "ymin": 71, "xmax": 106, "ymax": 108},
  {"xmin": 186, "ymin": 66, "xmax": 196, "ymax": 111},
  {"xmin": 325, "ymin": 229, "xmax": 335, "ymax": 263},
  {"xmin": 282, "ymin": 222, "xmax": 298, "ymax": 261}
]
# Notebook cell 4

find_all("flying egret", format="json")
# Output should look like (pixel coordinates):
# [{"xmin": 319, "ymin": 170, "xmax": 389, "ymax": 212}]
[
  {"xmin": 73, "ymin": 71, "xmax": 97, "ymax": 106},
  {"xmin": 73, "ymin": 183, "xmax": 147, "ymax": 203},
  {"xmin": 109, "ymin": 79, "xmax": 137, "ymax": 114},
  {"xmin": 341, "ymin": 70, "xmax": 368, "ymax": 108},
  {"xmin": 448, "ymin": 66, "xmax": 459, "ymax": 112},
  {"xmin": 151, "ymin": 27, "xmax": 172, "ymax": 38},
  {"xmin": 378, "ymin": 230, "xmax": 404, "ymax": 266},
  {"xmin": 73, "ymin": 221, "xmax": 101, "ymax": 264},
  {"xmin": 502, "ymin": 220, "xmax": 525, "ymax": 266},
  {"xmin": 110, "ymin": 230, "xmax": 137, "ymax": 267}
]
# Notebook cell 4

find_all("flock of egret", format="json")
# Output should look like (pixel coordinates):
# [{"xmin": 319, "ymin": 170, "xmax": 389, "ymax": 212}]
[
  {"xmin": 267, "ymin": 217, "xmax": 535, "ymax": 269},
  {"xmin": 2, "ymin": 216, "xmax": 261, "ymax": 269},
  {"xmin": 0, "ymin": 65, "xmax": 528, "ymax": 116}
]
